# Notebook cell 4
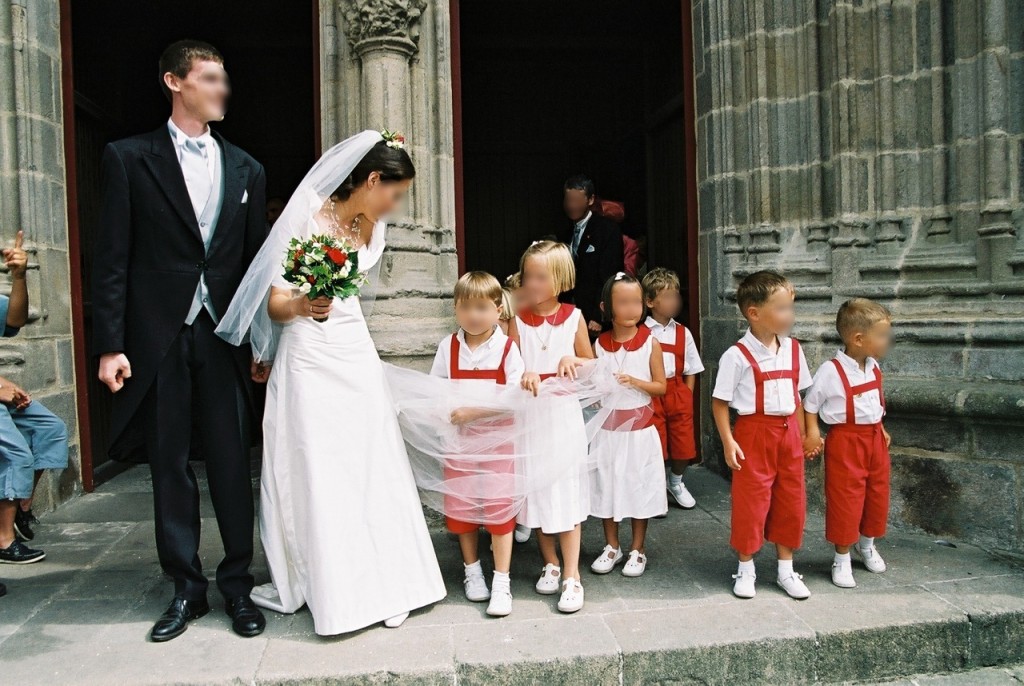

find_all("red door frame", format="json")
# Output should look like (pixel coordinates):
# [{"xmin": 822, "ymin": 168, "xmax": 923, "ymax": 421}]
[
  {"xmin": 448, "ymin": 0, "xmax": 700, "ymax": 330},
  {"xmin": 59, "ymin": 0, "xmax": 96, "ymax": 492}
]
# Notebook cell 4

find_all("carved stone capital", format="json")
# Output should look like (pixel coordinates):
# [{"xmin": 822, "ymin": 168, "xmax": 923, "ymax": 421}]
[{"xmin": 341, "ymin": 0, "xmax": 428, "ymax": 54}]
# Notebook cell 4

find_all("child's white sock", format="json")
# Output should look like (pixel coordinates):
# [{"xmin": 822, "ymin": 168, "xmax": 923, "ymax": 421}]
[
  {"xmin": 778, "ymin": 559, "xmax": 794, "ymax": 576},
  {"xmin": 492, "ymin": 570, "xmax": 511, "ymax": 592},
  {"xmin": 859, "ymin": 535, "xmax": 875, "ymax": 550},
  {"xmin": 834, "ymin": 551, "xmax": 851, "ymax": 564},
  {"xmin": 669, "ymin": 472, "xmax": 683, "ymax": 486},
  {"xmin": 464, "ymin": 560, "xmax": 484, "ymax": 577},
  {"xmin": 737, "ymin": 559, "xmax": 755, "ymax": 574}
]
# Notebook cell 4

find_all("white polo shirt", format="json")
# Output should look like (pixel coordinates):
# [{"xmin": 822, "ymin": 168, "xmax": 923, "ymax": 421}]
[
  {"xmin": 803, "ymin": 349, "xmax": 885, "ymax": 425},
  {"xmin": 712, "ymin": 329, "xmax": 812, "ymax": 416},
  {"xmin": 645, "ymin": 317, "xmax": 704, "ymax": 379},
  {"xmin": 430, "ymin": 327, "xmax": 525, "ymax": 385}
]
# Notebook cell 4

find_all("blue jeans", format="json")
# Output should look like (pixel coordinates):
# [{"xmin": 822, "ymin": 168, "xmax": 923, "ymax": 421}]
[{"xmin": 0, "ymin": 401, "xmax": 69, "ymax": 500}]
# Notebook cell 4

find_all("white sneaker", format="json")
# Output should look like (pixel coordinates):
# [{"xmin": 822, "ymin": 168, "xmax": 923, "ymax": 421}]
[
  {"xmin": 854, "ymin": 543, "xmax": 887, "ymax": 573},
  {"xmin": 732, "ymin": 569, "xmax": 757, "ymax": 598},
  {"xmin": 464, "ymin": 571, "xmax": 491, "ymax": 602},
  {"xmin": 668, "ymin": 480, "xmax": 697, "ymax": 509},
  {"xmin": 831, "ymin": 558, "xmax": 856, "ymax": 588},
  {"xmin": 535, "ymin": 563, "xmax": 561, "ymax": 595},
  {"xmin": 486, "ymin": 587, "xmax": 512, "ymax": 617},
  {"xmin": 621, "ymin": 550, "xmax": 647, "ymax": 577},
  {"xmin": 557, "ymin": 578, "xmax": 584, "ymax": 613},
  {"xmin": 590, "ymin": 545, "xmax": 624, "ymax": 574},
  {"xmin": 384, "ymin": 612, "xmax": 409, "ymax": 628},
  {"xmin": 777, "ymin": 572, "xmax": 811, "ymax": 600},
  {"xmin": 514, "ymin": 524, "xmax": 532, "ymax": 543}
]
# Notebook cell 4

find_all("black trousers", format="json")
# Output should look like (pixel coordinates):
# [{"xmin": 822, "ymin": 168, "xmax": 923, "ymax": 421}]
[{"xmin": 141, "ymin": 311, "xmax": 254, "ymax": 602}]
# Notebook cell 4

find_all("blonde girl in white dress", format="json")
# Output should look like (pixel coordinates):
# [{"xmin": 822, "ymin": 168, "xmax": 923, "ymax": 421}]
[
  {"xmin": 507, "ymin": 240, "xmax": 593, "ymax": 613},
  {"xmin": 589, "ymin": 273, "xmax": 668, "ymax": 578}
]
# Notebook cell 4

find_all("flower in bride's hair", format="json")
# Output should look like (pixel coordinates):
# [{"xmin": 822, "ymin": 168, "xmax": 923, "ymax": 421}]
[{"xmin": 381, "ymin": 128, "xmax": 405, "ymax": 150}]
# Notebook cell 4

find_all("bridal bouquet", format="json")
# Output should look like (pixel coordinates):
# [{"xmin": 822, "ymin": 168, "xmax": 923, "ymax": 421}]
[{"xmin": 282, "ymin": 234, "xmax": 366, "ymax": 321}]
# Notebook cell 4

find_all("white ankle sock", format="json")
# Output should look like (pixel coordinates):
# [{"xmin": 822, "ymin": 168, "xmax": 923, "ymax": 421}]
[
  {"xmin": 492, "ymin": 570, "xmax": 510, "ymax": 591},
  {"xmin": 737, "ymin": 559, "xmax": 755, "ymax": 574},
  {"xmin": 669, "ymin": 473, "xmax": 683, "ymax": 485},
  {"xmin": 859, "ymin": 535, "xmax": 875, "ymax": 550},
  {"xmin": 834, "ymin": 552, "xmax": 851, "ymax": 563},
  {"xmin": 778, "ymin": 559, "xmax": 794, "ymax": 576},
  {"xmin": 464, "ymin": 560, "xmax": 483, "ymax": 577}
]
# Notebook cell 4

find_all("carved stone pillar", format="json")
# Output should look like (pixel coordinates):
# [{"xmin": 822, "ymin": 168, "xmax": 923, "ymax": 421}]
[{"xmin": 326, "ymin": 0, "xmax": 457, "ymax": 367}]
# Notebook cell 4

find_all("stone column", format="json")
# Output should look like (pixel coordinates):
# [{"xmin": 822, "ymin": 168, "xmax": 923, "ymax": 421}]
[
  {"xmin": 324, "ymin": 0, "xmax": 457, "ymax": 367},
  {"xmin": 0, "ymin": 0, "xmax": 82, "ymax": 507}
]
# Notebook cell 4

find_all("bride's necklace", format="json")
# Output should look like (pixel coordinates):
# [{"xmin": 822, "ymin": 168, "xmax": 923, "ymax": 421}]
[{"xmin": 325, "ymin": 198, "xmax": 362, "ymax": 245}]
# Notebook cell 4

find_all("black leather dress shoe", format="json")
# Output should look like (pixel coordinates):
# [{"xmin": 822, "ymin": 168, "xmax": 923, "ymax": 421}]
[
  {"xmin": 13, "ymin": 508, "xmax": 34, "ymax": 541},
  {"xmin": 225, "ymin": 595, "xmax": 266, "ymax": 637},
  {"xmin": 150, "ymin": 596, "xmax": 210, "ymax": 642}
]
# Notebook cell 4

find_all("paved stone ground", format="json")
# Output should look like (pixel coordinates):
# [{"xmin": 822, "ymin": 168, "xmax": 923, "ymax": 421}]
[{"xmin": 1, "ymin": 463, "xmax": 1023, "ymax": 685}]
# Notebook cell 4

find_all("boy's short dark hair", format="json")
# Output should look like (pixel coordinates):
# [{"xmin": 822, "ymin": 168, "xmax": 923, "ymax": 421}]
[
  {"xmin": 564, "ymin": 174, "xmax": 596, "ymax": 198},
  {"xmin": 735, "ymin": 270, "xmax": 794, "ymax": 316},
  {"xmin": 159, "ymin": 39, "xmax": 224, "ymax": 102},
  {"xmin": 641, "ymin": 267, "xmax": 680, "ymax": 302},
  {"xmin": 836, "ymin": 298, "xmax": 891, "ymax": 340},
  {"xmin": 600, "ymin": 272, "xmax": 641, "ymax": 323}
]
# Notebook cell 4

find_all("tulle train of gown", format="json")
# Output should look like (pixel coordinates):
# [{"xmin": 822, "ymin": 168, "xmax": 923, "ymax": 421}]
[{"xmin": 253, "ymin": 290, "xmax": 446, "ymax": 635}]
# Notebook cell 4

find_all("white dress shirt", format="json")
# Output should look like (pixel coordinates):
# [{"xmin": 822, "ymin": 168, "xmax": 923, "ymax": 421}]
[
  {"xmin": 645, "ymin": 317, "xmax": 704, "ymax": 379},
  {"xmin": 803, "ymin": 349, "xmax": 886, "ymax": 425},
  {"xmin": 570, "ymin": 211, "xmax": 592, "ymax": 256},
  {"xmin": 430, "ymin": 327, "xmax": 525, "ymax": 386},
  {"xmin": 712, "ymin": 329, "xmax": 812, "ymax": 416},
  {"xmin": 168, "ymin": 118, "xmax": 223, "ymax": 324}
]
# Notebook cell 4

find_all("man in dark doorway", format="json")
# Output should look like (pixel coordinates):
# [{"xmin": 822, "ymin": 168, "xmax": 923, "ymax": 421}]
[{"xmin": 558, "ymin": 175, "xmax": 624, "ymax": 336}]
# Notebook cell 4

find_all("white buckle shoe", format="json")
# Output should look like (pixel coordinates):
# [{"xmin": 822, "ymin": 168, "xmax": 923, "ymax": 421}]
[
  {"xmin": 777, "ymin": 572, "xmax": 811, "ymax": 599},
  {"xmin": 486, "ymin": 587, "xmax": 513, "ymax": 617},
  {"xmin": 557, "ymin": 578, "xmax": 584, "ymax": 613},
  {"xmin": 464, "ymin": 571, "xmax": 491, "ymax": 602},
  {"xmin": 514, "ymin": 524, "xmax": 533, "ymax": 543},
  {"xmin": 854, "ymin": 543, "xmax": 887, "ymax": 573},
  {"xmin": 831, "ymin": 558, "xmax": 856, "ymax": 588},
  {"xmin": 668, "ymin": 481, "xmax": 697, "ymax": 509},
  {"xmin": 384, "ymin": 611, "xmax": 409, "ymax": 628},
  {"xmin": 590, "ymin": 545, "xmax": 624, "ymax": 574},
  {"xmin": 732, "ymin": 569, "xmax": 756, "ymax": 598},
  {"xmin": 622, "ymin": 550, "xmax": 647, "ymax": 577},
  {"xmin": 535, "ymin": 563, "xmax": 561, "ymax": 595}
]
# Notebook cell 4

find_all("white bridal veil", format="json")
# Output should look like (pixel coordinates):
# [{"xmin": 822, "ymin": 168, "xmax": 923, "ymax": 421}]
[{"xmin": 216, "ymin": 129, "xmax": 386, "ymax": 361}]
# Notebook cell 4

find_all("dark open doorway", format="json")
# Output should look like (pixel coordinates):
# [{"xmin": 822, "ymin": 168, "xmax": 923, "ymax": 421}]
[
  {"xmin": 64, "ymin": 0, "xmax": 318, "ymax": 486},
  {"xmin": 453, "ymin": 0, "xmax": 694, "ymax": 315}
]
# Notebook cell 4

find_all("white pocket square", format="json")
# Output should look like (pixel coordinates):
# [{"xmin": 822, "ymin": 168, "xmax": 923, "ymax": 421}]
[
  {"xmin": 241, "ymin": 190, "xmax": 248, "ymax": 204},
  {"xmin": 585, "ymin": 244, "xmax": 596, "ymax": 253}
]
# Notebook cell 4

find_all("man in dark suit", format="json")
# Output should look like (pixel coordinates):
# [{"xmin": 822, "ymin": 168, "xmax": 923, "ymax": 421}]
[
  {"xmin": 557, "ymin": 175, "xmax": 624, "ymax": 336},
  {"xmin": 93, "ymin": 40, "xmax": 270, "ymax": 642}
]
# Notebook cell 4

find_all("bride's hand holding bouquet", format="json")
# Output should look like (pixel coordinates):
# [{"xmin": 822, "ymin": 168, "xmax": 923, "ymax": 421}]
[{"xmin": 282, "ymin": 233, "xmax": 366, "ymax": 322}]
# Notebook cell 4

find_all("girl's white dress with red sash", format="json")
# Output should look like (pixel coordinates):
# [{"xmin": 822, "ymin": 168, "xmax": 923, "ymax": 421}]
[
  {"xmin": 514, "ymin": 305, "xmax": 591, "ymax": 534},
  {"xmin": 590, "ymin": 328, "xmax": 668, "ymax": 521}
]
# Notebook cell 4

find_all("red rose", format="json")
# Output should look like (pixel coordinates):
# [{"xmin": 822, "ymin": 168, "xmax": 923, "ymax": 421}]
[
  {"xmin": 326, "ymin": 248, "xmax": 348, "ymax": 265},
  {"xmin": 307, "ymin": 275, "xmax": 316, "ymax": 284},
  {"xmin": 294, "ymin": 248, "xmax": 305, "ymax": 258}
]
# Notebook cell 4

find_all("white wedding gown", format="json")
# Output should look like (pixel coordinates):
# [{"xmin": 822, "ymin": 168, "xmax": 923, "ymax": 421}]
[{"xmin": 253, "ymin": 223, "xmax": 446, "ymax": 635}]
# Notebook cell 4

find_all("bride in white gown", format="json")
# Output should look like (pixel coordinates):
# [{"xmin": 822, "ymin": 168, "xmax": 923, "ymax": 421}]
[{"xmin": 216, "ymin": 130, "xmax": 446, "ymax": 635}]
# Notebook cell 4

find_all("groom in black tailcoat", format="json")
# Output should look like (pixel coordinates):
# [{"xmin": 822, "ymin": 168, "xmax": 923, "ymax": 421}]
[{"xmin": 93, "ymin": 40, "xmax": 270, "ymax": 642}]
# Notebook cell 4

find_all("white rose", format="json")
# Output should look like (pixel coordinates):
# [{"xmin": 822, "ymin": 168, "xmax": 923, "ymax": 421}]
[
  {"xmin": 299, "ymin": 282, "xmax": 312, "ymax": 295},
  {"xmin": 340, "ymin": 265, "xmax": 351, "ymax": 278}
]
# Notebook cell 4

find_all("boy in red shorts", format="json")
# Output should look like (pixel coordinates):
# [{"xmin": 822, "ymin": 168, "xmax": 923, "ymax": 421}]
[
  {"xmin": 803, "ymin": 298, "xmax": 893, "ymax": 588},
  {"xmin": 712, "ymin": 271, "xmax": 817, "ymax": 600},
  {"xmin": 642, "ymin": 268, "xmax": 704, "ymax": 508}
]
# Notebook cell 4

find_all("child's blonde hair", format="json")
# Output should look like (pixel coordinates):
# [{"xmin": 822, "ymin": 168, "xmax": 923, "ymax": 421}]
[
  {"xmin": 454, "ymin": 271, "xmax": 503, "ymax": 308},
  {"xmin": 641, "ymin": 267, "xmax": 681, "ymax": 302},
  {"xmin": 836, "ymin": 298, "xmax": 891, "ymax": 340},
  {"xmin": 518, "ymin": 240, "xmax": 575, "ymax": 297},
  {"xmin": 499, "ymin": 288, "xmax": 515, "ymax": 320},
  {"xmin": 504, "ymin": 272, "xmax": 521, "ymax": 289}
]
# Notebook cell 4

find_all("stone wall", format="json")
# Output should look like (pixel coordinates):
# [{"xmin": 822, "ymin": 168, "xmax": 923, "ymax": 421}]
[
  {"xmin": 321, "ymin": 0, "xmax": 457, "ymax": 369},
  {"xmin": 693, "ymin": 0, "xmax": 1024, "ymax": 552},
  {"xmin": 0, "ymin": 0, "xmax": 81, "ymax": 510}
]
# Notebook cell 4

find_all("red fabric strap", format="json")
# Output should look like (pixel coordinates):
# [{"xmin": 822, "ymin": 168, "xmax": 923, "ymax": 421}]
[
  {"xmin": 449, "ymin": 334, "xmax": 513, "ymax": 384},
  {"xmin": 734, "ymin": 339, "xmax": 801, "ymax": 415},
  {"xmin": 829, "ymin": 359, "xmax": 884, "ymax": 425}
]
